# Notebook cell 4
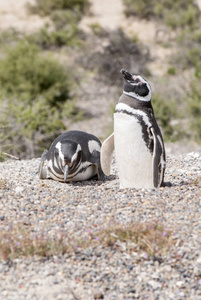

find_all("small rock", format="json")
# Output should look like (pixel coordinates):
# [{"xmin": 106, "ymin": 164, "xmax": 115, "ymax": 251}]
[
  {"xmin": 176, "ymin": 281, "xmax": 185, "ymax": 288},
  {"xmin": 15, "ymin": 186, "xmax": 24, "ymax": 194},
  {"xmin": 94, "ymin": 291, "xmax": 104, "ymax": 299}
]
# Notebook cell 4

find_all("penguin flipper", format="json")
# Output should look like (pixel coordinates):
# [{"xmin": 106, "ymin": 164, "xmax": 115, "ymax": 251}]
[
  {"xmin": 150, "ymin": 127, "xmax": 165, "ymax": 187},
  {"xmin": 38, "ymin": 149, "xmax": 48, "ymax": 179},
  {"xmin": 100, "ymin": 133, "xmax": 114, "ymax": 176},
  {"xmin": 97, "ymin": 163, "xmax": 106, "ymax": 181}
]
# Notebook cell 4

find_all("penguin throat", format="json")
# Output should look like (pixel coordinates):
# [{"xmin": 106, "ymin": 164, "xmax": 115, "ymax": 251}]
[
  {"xmin": 118, "ymin": 94, "xmax": 153, "ymax": 110},
  {"xmin": 69, "ymin": 152, "xmax": 82, "ymax": 173},
  {"xmin": 123, "ymin": 90, "xmax": 151, "ymax": 102}
]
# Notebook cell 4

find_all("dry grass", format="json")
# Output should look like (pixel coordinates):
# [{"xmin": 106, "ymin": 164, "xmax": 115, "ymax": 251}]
[
  {"xmin": 0, "ymin": 225, "xmax": 70, "ymax": 260},
  {"xmin": 0, "ymin": 221, "xmax": 174, "ymax": 260},
  {"xmin": 94, "ymin": 222, "xmax": 173, "ymax": 257},
  {"xmin": 0, "ymin": 179, "xmax": 7, "ymax": 189},
  {"xmin": 189, "ymin": 176, "xmax": 201, "ymax": 187}
]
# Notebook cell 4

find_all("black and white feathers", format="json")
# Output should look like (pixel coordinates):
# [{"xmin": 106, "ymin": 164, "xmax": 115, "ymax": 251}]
[
  {"xmin": 39, "ymin": 130, "xmax": 105, "ymax": 182},
  {"xmin": 101, "ymin": 69, "xmax": 166, "ymax": 189}
]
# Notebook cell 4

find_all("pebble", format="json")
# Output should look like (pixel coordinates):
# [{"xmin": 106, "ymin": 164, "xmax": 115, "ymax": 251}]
[{"xmin": 0, "ymin": 153, "xmax": 201, "ymax": 299}]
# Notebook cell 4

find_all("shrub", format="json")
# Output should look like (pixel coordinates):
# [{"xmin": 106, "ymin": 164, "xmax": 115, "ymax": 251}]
[
  {"xmin": 0, "ymin": 28, "xmax": 23, "ymax": 46},
  {"xmin": 27, "ymin": 0, "xmax": 90, "ymax": 16},
  {"xmin": 27, "ymin": 5, "xmax": 85, "ymax": 49},
  {"xmin": 0, "ymin": 40, "xmax": 75, "ymax": 158},
  {"xmin": 51, "ymin": 9, "xmax": 81, "ymax": 30},
  {"xmin": 0, "ymin": 122, "xmax": 10, "ymax": 161},
  {"xmin": 187, "ymin": 79, "xmax": 201, "ymax": 141},
  {"xmin": 122, "ymin": 0, "xmax": 154, "ymax": 19},
  {"xmin": 152, "ymin": 94, "xmax": 175, "ymax": 141},
  {"xmin": 122, "ymin": 0, "xmax": 200, "ymax": 29},
  {"xmin": 81, "ymin": 29, "xmax": 150, "ymax": 85},
  {"xmin": 26, "ymin": 0, "xmax": 88, "ymax": 49},
  {"xmin": 167, "ymin": 67, "xmax": 176, "ymax": 75},
  {"xmin": 28, "ymin": 22, "xmax": 82, "ymax": 49},
  {"xmin": 0, "ymin": 41, "xmax": 70, "ymax": 106},
  {"xmin": 171, "ymin": 29, "xmax": 201, "ymax": 71}
]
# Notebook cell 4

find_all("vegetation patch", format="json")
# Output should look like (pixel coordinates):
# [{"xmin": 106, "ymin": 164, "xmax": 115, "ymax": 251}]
[
  {"xmin": 151, "ymin": 94, "xmax": 177, "ymax": 141},
  {"xmin": 186, "ymin": 79, "xmax": 201, "ymax": 141},
  {"xmin": 80, "ymin": 28, "xmax": 150, "ymax": 85},
  {"xmin": 27, "ymin": 0, "xmax": 90, "ymax": 16},
  {"xmin": 122, "ymin": 0, "xmax": 200, "ymax": 29},
  {"xmin": 26, "ymin": 0, "xmax": 89, "ymax": 48},
  {"xmin": 0, "ymin": 221, "xmax": 173, "ymax": 260},
  {"xmin": 0, "ymin": 40, "xmax": 76, "ymax": 158},
  {"xmin": 189, "ymin": 176, "xmax": 201, "ymax": 187},
  {"xmin": 0, "ymin": 179, "xmax": 7, "ymax": 189}
]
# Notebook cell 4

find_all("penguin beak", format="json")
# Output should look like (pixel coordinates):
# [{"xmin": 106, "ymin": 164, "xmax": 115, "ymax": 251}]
[
  {"xmin": 64, "ymin": 165, "xmax": 69, "ymax": 183},
  {"xmin": 120, "ymin": 69, "xmax": 134, "ymax": 82}
]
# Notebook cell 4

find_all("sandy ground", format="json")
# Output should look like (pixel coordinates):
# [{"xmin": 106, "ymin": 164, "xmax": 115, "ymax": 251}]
[{"xmin": 0, "ymin": 0, "xmax": 48, "ymax": 33}]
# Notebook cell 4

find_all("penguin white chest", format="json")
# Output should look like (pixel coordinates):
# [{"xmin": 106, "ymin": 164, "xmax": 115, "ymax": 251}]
[
  {"xmin": 114, "ymin": 112, "xmax": 154, "ymax": 189},
  {"xmin": 69, "ymin": 163, "xmax": 97, "ymax": 181}
]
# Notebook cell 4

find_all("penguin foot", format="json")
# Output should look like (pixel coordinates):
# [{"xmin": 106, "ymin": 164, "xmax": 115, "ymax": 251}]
[{"xmin": 162, "ymin": 181, "xmax": 172, "ymax": 187}]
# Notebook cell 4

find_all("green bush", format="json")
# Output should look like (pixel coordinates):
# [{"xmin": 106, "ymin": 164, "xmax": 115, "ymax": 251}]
[
  {"xmin": 81, "ymin": 29, "xmax": 150, "ymax": 85},
  {"xmin": 187, "ymin": 79, "xmax": 201, "ymax": 141},
  {"xmin": 27, "ymin": 5, "xmax": 85, "ymax": 49},
  {"xmin": 27, "ymin": 0, "xmax": 90, "ymax": 16},
  {"xmin": 167, "ymin": 67, "xmax": 176, "ymax": 75},
  {"xmin": 0, "ymin": 40, "xmax": 75, "ymax": 158},
  {"xmin": 152, "ymin": 94, "xmax": 176, "ymax": 141},
  {"xmin": 28, "ymin": 22, "xmax": 82, "ymax": 49},
  {"xmin": 171, "ymin": 29, "xmax": 201, "ymax": 70},
  {"xmin": 51, "ymin": 9, "xmax": 81, "ymax": 30},
  {"xmin": 122, "ymin": 0, "xmax": 154, "ymax": 19},
  {"xmin": 0, "ymin": 41, "xmax": 70, "ymax": 106},
  {"xmin": 0, "ymin": 122, "xmax": 11, "ymax": 161},
  {"xmin": 26, "ymin": 0, "xmax": 88, "ymax": 49},
  {"xmin": 122, "ymin": 0, "xmax": 200, "ymax": 29},
  {"xmin": 0, "ymin": 28, "xmax": 22, "ymax": 46}
]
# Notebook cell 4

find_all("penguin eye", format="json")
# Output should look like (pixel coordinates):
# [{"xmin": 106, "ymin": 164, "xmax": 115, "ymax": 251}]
[
  {"xmin": 130, "ymin": 78, "xmax": 141, "ymax": 85},
  {"xmin": 54, "ymin": 149, "xmax": 59, "ymax": 158},
  {"xmin": 135, "ymin": 78, "xmax": 141, "ymax": 83}
]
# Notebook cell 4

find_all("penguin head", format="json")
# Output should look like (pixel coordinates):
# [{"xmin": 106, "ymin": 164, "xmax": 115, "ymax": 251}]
[
  {"xmin": 120, "ymin": 69, "xmax": 151, "ymax": 101},
  {"xmin": 55, "ymin": 140, "xmax": 82, "ymax": 182}
]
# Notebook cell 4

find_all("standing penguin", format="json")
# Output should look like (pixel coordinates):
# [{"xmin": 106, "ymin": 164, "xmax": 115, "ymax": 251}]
[
  {"xmin": 101, "ymin": 69, "xmax": 166, "ymax": 189},
  {"xmin": 39, "ymin": 130, "xmax": 105, "ymax": 182}
]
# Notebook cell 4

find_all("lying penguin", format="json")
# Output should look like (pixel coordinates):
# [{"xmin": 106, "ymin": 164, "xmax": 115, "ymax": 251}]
[
  {"xmin": 39, "ymin": 130, "xmax": 105, "ymax": 182},
  {"xmin": 101, "ymin": 69, "xmax": 166, "ymax": 189}
]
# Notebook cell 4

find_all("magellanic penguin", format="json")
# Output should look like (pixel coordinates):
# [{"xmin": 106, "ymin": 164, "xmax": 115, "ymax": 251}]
[
  {"xmin": 101, "ymin": 69, "xmax": 166, "ymax": 189},
  {"xmin": 39, "ymin": 130, "xmax": 105, "ymax": 182}
]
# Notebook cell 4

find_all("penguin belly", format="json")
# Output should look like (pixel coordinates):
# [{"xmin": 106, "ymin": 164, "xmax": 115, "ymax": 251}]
[
  {"xmin": 47, "ymin": 160, "xmax": 97, "ymax": 182},
  {"xmin": 68, "ymin": 163, "xmax": 97, "ymax": 181},
  {"xmin": 114, "ymin": 113, "xmax": 154, "ymax": 189}
]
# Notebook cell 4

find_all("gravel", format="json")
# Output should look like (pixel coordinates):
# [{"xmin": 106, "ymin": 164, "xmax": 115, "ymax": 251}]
[{"xmin": 0, "ymin": 152, "xmax": 201, "ymax": 300}]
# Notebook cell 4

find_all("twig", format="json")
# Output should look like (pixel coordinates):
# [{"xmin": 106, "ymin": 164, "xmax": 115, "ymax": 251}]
[{"xmin": 2, "ymin": 152, "xmax": 20, "ymax": 160}]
